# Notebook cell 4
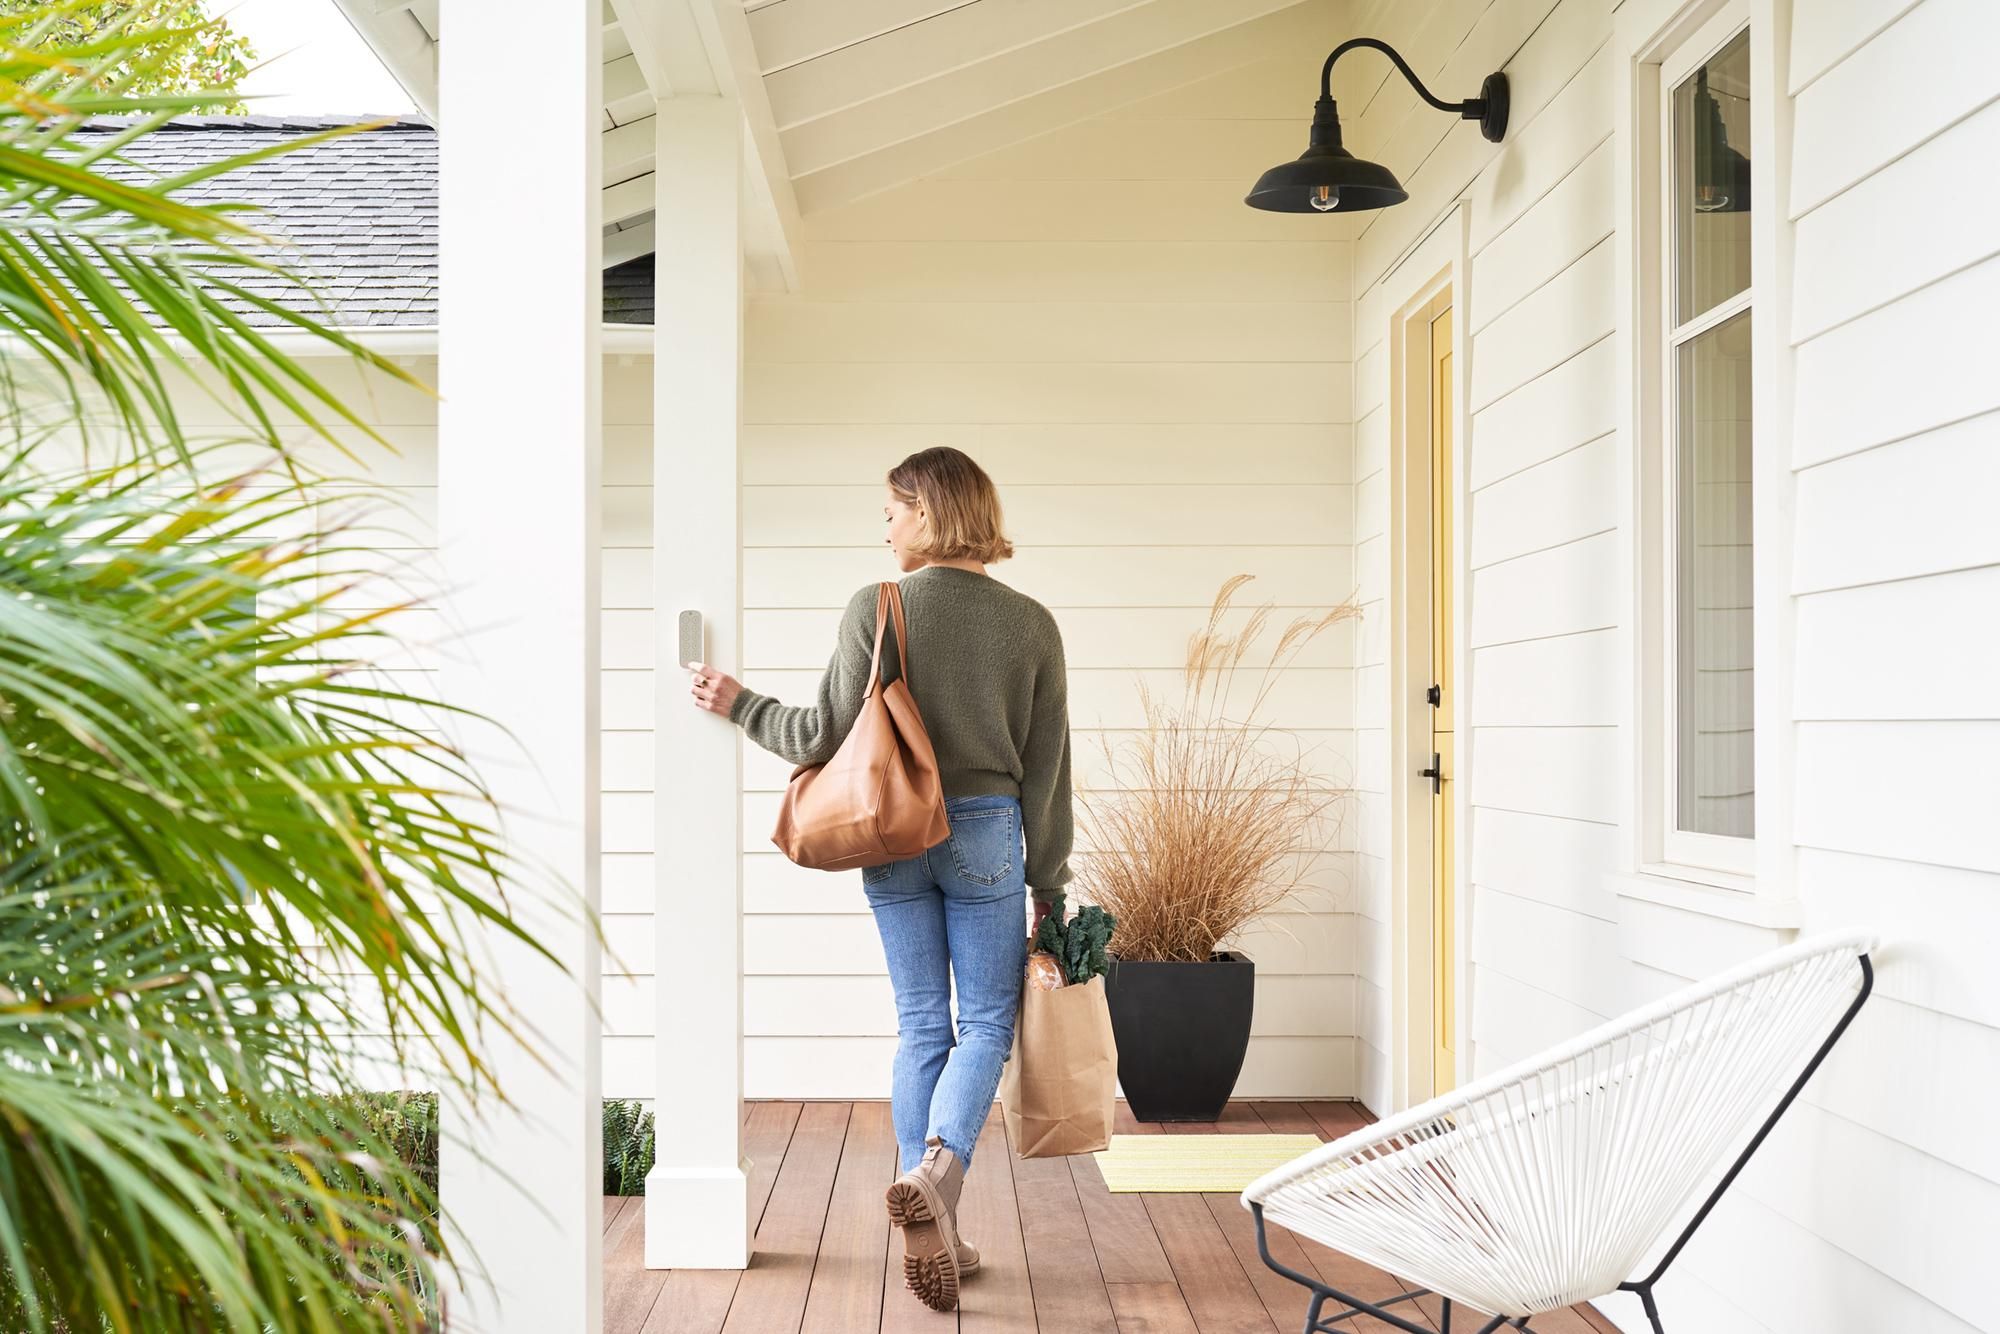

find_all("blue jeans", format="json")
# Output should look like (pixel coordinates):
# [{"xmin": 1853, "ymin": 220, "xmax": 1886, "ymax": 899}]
[{"xmin": 863, "ymin": 793, "xmax": 1028, "ymax": 1175}]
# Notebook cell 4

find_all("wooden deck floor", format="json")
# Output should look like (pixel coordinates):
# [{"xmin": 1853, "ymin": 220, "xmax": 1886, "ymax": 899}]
[{"xmin": 603, "ymin": 1100, "xmax": 1620, "ymax": 1334}]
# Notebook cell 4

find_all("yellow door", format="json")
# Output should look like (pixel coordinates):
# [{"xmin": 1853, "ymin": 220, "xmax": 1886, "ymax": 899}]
[{"xmin": 1429, "ymin": 304, "xmax": 1456, "ymax": 1096}]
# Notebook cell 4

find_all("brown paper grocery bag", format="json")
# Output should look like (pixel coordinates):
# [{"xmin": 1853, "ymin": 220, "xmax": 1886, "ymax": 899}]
[{"xmin": 1001, "ymin": 973, "xmax": 1118, "ymax": 1158}]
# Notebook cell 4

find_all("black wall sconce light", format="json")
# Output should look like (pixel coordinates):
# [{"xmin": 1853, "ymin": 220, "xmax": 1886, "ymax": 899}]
[
  {"xmin": 1692, "ymin": 68, "xmax": 1750, "ymax": 213},
  {"xmin": 1246, "ymin": 38, "xmax": 1509, "ymax": 214}
]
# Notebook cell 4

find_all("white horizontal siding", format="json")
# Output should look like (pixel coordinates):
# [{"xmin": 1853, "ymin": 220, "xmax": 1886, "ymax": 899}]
[
  {"xmin": 1468, "ymin": 335, "xmax": 1616, "ymax": 490},
  {"xmin": 1787, "ymin": 0, "xmax": 1923, "ymax": 94},
  {"xmin": 1798, "ymin": 848, "xmax": 2000, "ymax": 1032},
  {"xmin": 1792, "ymin": 412, "xmax": 2000, "ymax": 594},
  {"xmin": 737, "ymin": 422, "xmax": 1354, "ymax": 485},
  {"xmin": 1350, "ymin": 0, "xmax": 2000, "ymax": 1327},
  {"xmin": 1793, "ymin": 721, "xmax": 2000, "ymax": 874},
  {"xmin": 742, "ymin": 544, "xmax": 1355, "ymax": 608},
  {"xmin": 793, "ymin": 241, "xmax": 1346, "ymax": 305},
  {"xmin": 1792, "ymin": 245, "xmax": 2000, "ymax": 470},
  {"xmin": 1467, "ymin": 530, "xmax": 1621, "ymax": 646},
  {"xmin": 1792, "ymin": 568, "xmax": 2000, "ymax": 719},
  {"xmin": 620, "ymin": 1034, "xmax": 1368, "ymax": 1102},
  {"xmin": 594, "ymin": 47, "xmax": 1362, "ymax": 1104},
  {"xmin": 750, "ymin": 301, "xmax": 1347, "ymax": 362},
  {"xmin": 1467, "ymin": 137, "xmax": 1615, "ymax": 335},
  {"xmin": 744, "ymin": 362, "xmax": 1349, "ymax": 425},
  {"xmin": 1789, "ymin": 0, "xmax": 2000, "ymax": 216},
  {"xmin": 1790, "ymin": 97, "xmax": 2000, "ymax": 341},
  {"xmin": 1469, "ymin": 629, "xmax": 1620, "ymax": 728},
  {"xmin": 1466, "ymin": 432, "xmax": 1617, "ymax": 568},
  {"xmin": 1466, "ymin": 238, "xmax": 1614, "ymax": 413}
]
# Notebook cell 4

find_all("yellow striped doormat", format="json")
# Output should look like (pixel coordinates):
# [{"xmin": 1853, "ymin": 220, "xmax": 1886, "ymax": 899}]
[{"xmin": 1092, "ymin": 1135, "xmax": 1324, "ymax": 1193}]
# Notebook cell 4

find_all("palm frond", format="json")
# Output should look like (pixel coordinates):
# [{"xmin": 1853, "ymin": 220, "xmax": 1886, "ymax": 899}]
[{"xmin": 0, "ymin": 7, "xmax": 559, "ymax": 1327}]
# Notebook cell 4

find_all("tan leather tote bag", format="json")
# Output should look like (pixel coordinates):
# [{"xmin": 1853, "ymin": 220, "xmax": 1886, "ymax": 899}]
[{"xmin": 771, "ymin": 581, "xmax": 951, "ymax": 871}]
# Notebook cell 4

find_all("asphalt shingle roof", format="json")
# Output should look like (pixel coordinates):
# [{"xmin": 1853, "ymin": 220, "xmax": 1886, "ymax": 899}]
[
  {"xmin": 74, "ymin": 116, "xmax": 653, "ymax": 328},
  {"xmin": 602, "ymin": 252, "xmax": 655, "ymax": 326}
]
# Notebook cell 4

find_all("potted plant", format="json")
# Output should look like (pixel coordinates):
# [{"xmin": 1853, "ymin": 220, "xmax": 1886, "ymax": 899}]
[{"xmin": 1078, "ymin": 575, "xmax": 1354, "ymax": 1121}]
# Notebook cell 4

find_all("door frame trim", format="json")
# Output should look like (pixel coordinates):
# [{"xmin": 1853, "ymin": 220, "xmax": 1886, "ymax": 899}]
[{"xmin": 1380, "ymin": 205, "xmax": 1473, "ymax": 1113}]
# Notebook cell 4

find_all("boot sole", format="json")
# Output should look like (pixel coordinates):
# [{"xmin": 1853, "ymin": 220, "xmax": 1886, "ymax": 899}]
[{"xmin": 885, "ymin": 1179, "xmax": 962, "ymax": 1312}]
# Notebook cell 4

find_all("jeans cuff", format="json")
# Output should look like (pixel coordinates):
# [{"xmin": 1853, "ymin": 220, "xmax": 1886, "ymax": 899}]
[{"xmin": 928, "ymin": 1129, "xmax": 976, "ymax": 1168}]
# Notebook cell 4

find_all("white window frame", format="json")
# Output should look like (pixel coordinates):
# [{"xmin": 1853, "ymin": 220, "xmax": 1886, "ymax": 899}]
[
  {"xmin": 1612, "ymin": 0, "xmax": 1800, "ymax": 924},
  {"xmin": 1659, "ymin": 8, "xmax": 1756, "ymax": 878}
]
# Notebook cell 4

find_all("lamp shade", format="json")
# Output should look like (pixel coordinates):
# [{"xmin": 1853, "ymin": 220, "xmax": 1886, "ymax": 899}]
[
  {"xmin": 1245, "ymin": 96, "xmax": 1408, "ymax": 214},
  {"xmin": 1692, "ymin": 70, "xmax": 1751, "ymax": 214}
]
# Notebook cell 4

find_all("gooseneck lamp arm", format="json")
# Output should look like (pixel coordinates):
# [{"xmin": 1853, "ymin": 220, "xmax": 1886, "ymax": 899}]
[
  {"xmin": 1319, "ymin": 37, "xmax": 1510, "ymax": 142},
  {"xmin": 1244, "ymin": 36, "xmax": 1508, "ymax": 214}
]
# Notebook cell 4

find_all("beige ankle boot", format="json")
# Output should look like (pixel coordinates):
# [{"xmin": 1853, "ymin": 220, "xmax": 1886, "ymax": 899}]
[{"xmin": 885, "ymin": 1137, "xmax": 967, "ymax": 1311}]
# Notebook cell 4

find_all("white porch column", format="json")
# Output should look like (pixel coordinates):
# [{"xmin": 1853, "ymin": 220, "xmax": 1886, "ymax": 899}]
[
  {"xmin": 437, "ymin": 1, "xmax": 603, "ymax": 1328},
  {"xmin": 646, "ymin": 93, "xmax": 751, "ymax": 1270}
]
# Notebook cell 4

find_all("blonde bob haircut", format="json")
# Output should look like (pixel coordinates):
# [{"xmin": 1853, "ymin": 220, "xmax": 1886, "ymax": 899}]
[{"xmin": 888, "ymin": 447, "xmax": 1016, "ymax": 564}]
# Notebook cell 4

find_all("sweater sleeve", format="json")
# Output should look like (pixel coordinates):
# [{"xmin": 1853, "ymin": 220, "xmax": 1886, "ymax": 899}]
[
  {"xmin": 1019, "ymin": 621, "xmax": 1075, "ymax": 905},
  {"xmin": 729, "ymin": 586, "xmax": 878, "ymax": 767}
]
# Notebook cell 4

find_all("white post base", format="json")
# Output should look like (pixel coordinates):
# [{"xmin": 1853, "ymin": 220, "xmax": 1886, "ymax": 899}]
[{"xmin": 644, "ymin": 1162, "xmax": 753, "ymax": 1270}]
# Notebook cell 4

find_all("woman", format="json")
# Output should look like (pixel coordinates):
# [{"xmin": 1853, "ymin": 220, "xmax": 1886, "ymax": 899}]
[{"xmin": 686, "ymin": 446, "xmax": 1073, "ymax": 1313}]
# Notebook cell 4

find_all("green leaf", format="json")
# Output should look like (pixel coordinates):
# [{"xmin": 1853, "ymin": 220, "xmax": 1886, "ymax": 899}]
[{"xmin": 0, "ymin": 7, "xmax": 565, "ymax": 1325}]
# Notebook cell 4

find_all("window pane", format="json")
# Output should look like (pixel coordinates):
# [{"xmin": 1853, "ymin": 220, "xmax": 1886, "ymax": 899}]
[
  {"xmin": 1676, "ymin": 310, "xmax": 1753, "ymax": 838},
  {"xmin": 1673, "ymin": 28, "xmax": 1751, "ymax": 323}
]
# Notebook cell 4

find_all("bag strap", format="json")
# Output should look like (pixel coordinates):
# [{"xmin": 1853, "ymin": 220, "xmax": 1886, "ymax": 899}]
[
  {"xmin": 865, "ymin": 585, "xmax": 889, "ymax": 699},
  {"xmin": 886, "ymin": 581, "xmax": 911, "ymax": 692},
  {"xmin": 864, "ymin": 581, "xmax": 911, "ymax": 699}
]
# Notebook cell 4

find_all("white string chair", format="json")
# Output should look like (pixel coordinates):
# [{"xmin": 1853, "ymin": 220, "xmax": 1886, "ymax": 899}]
[{"xmin": 1240, "ymin": 932, "xmax": 1877, "ymax": 1333}]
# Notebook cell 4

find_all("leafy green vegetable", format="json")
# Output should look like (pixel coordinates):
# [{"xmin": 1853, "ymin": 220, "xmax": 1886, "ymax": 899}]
[{"xmin": 1033, "ymin": 894, "xmax": 1117, "ymax": 984}]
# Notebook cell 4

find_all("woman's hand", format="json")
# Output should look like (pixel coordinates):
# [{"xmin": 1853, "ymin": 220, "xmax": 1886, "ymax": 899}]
[
  {"xmin": 687, "ymin": 662, "xmax": 742, "ymax": 718},
  {"xmin": 1032, "ymin": 898, "xmax": 1054, "ymax": 929}
]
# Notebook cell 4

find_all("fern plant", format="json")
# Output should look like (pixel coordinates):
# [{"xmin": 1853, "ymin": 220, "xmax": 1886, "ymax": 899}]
[{"xmin": 603, "ymin": 1099, "xmax": 656, "ymax": 1196}]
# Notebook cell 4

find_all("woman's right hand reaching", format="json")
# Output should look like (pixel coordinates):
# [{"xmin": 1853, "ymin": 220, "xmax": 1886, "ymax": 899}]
[
  {"xmin": 1033, "ymin": 898, "xmax": 1053, "ymax": 930},
  {"xmin": 687, "ymin": 662, "xmax": 743, "ymax": 718}
]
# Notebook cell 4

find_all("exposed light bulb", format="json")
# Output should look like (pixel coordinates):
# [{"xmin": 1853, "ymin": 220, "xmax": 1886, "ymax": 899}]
[{"xmin": 1309, "ymin": 184, "xmax": 1341, "ymax": 212}]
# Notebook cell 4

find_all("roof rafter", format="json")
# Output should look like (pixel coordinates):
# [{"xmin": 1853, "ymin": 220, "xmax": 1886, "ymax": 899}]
[
  {"xmin": 609, "ymin": 0, "xmax": 802, "ymax": 291},
  {"xmin": 330, "ymin": 0, "xmax": 438, "ymax": 118}
]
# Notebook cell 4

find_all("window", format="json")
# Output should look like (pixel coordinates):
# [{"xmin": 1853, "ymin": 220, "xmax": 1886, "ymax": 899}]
[
  {"xmin": 1664, "ymin": 28, "xmax": 1760, "ymax": 868},
  {"xmin": 1615, "ymin": 0, "xmax": 1797, "ymax": 919},
  {"xmin": 1613, "ymin": 0, "xmax": 1791, "ymax": 907},
  {"xmin": 1664, "ymin": 24, "xmax": 1753, "ymax": 861}
]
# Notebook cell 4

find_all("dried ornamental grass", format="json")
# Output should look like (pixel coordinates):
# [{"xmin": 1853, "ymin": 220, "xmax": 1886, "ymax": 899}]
[{"xmin": 1076, "ymin": 575, "xmax": 1357, "ymax": 963}]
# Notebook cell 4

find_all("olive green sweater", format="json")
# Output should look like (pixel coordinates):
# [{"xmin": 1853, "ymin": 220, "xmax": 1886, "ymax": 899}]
[{"xmin": 729, "ymin": 565, "xmax": 1073, "ymax": 903}]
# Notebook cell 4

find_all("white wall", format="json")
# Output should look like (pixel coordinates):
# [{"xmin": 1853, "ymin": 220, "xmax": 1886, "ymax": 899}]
[
  {"xmin": 596, "ymin": 39, "xmax": 1365, "ymax": 1102},
  {"xmin": 1778, "ymin": 1, "xmax": 2000, "ymax": 1328},
  {"xmin": 1348, "ymin": 0, "xmax": 1998, "ymax": 1329}
]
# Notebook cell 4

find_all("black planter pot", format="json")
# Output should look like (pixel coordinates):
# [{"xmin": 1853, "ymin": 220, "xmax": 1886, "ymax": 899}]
[{"xmin": 1103, "ymin": 952, "xmax": 1255, "ymax": 1122}]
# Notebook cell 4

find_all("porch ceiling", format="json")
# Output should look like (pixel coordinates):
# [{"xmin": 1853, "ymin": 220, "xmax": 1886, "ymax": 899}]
[
  {"xmin": 336, "ymin": 0, "xmax": 1344, "ymax": 288},
  {"xmin": 738, "ymin": 0, "xmax": 1326, "ymax": 214}
]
